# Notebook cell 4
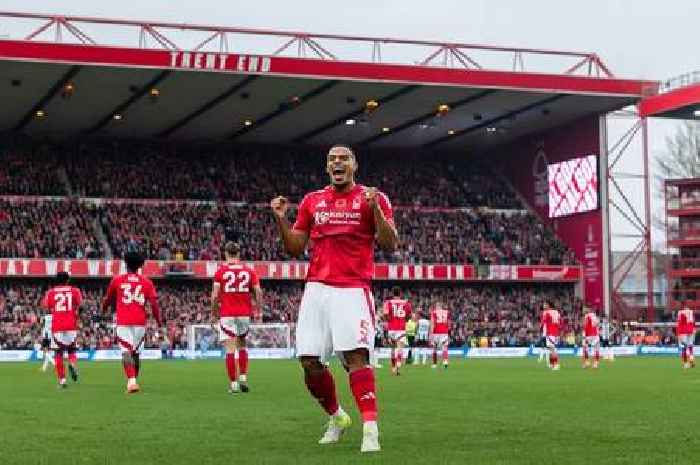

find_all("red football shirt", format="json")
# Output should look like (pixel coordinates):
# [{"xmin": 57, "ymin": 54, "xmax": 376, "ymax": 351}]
[
  {"xmin": 104, "ymin": 273, "xmax": 160, "ymax": 326},
  {"xmin": 384, "ymin": 298, "xmax": 412, "ymax": 331},
  {"xmin": 430, "ymin": 306, "xmax": 450, "ymax": 335},
  {"xmin": 214, "ymin": 262, "xmax": 260, "ymax": 317},
  {"xmin": 293, "ymin": 184, "xmax": 393, "ymax": 288},
  {"xmin": 677, "ymin": 309, "xmax": 695, "ymax": 335},
  {"xmin": 541, "ymin": 309, "xmax": 561, "ymax": 337},
  {"xmin": 42, "ymin": 285, "xmax": 82, "ymax": 332},
  {"xmin": 583, "ymin": 312, "xmax": 599, "ymax": 337}
]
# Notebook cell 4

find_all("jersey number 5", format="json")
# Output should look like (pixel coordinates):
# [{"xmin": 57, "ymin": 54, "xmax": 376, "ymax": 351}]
[{"xmin": 223, "ymin": 271, "xmax": 251, "ymax": 293}]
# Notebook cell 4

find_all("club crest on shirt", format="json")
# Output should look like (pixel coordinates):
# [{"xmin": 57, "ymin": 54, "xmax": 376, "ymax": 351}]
[
  {"xmin": 315, "ymin": 200, "xmax": 327, "ymax": 209},
  {"xmin": 352, "ymin": 198, "xmax": 361, "ymax": 210},
  {"xmin": 314, "ymin": 211, "xmax": 330, "ymax": 225}
]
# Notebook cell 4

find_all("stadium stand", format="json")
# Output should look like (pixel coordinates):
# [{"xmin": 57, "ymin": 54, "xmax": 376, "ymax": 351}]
[
  {"xmin": 0, "ymin": 139, "xmax": 586, "ymax": 348},
  {"xmin": 1, "ymin": 281, "xmax": 594, "ymax": 350}
]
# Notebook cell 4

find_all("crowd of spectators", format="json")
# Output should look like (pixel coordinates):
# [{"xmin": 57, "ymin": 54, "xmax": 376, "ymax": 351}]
[
  {"xmin": 0, "ymin": 146, "xmax": 65, "ymax": 196},
  {"xmin": 4, "ymin": 279, "xmax": 664, "ymax": 351},
  {"xmin": 0, "ymin": 199, "xmax": 104, "ymax": 259},
  {"xmin": 0, "ymin": 199, "xmax": 575, "ymax": 265},
  {"xmin": 0, "ymin": 140, "xmax": 591, "ymax": 351},
  {"xmin": 5, "ymin": 141, "xmax": 521, "ymax": 208}
]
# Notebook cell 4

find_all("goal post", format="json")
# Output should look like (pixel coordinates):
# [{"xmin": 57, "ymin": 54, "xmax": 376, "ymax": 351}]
[{"xmin": 187, "ymin": 323, "xmax": 293, "ymax": 359}]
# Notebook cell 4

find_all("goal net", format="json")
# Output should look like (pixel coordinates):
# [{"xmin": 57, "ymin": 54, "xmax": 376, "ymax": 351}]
[{"xmin": 187, "ymin": 323, "xmax": 293, "ymax": 357}]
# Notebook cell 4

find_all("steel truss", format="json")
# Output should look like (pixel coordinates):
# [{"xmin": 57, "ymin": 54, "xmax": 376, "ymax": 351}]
[
  {"xmin": 0, "ymin": 11, "xmax": 613, "ymax": 76},
  {"xmin": 604, "ymin": 109, "xmax": 654, "ymax": 321}
]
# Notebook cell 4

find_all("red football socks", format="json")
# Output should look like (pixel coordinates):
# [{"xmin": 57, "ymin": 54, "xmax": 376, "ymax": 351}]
[
  {"xmin": 54, "ymin": 354, "xmax": 65, "ymax": 381},
  {"xmin": 550, "ymin": 352, "xmax": 559, "ymax": 366},
  {"xmin": 305, "ymin": 368, "xmax": 339, "ymax": 415},
  {"xmin": 123, "ymin": 361, "xmax": 136, "ymax": 379},
  {"xmin": 349, "ymin": 367, "xmax": 378, "ymax": 422},
  {"xmin": 582, "ymin": 347, "xmax": 589, "ymax": 361},
  {"xmin": 225, "ymin": 353, "xmax": 237, "ymax": 381},
  {"xmin": 238, "ymin": 349, "xmax": 248, "ymax": 375},
  {"xmin": 68, "ymin": 352, "xmax": 77, "ymax": 365},
  {"xmin": 442, "ymin": 347, "xmax": 448, "ymax": 363}
]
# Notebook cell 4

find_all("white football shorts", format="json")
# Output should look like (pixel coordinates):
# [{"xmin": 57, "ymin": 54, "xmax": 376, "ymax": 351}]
[
  {"xmin": 387, "ymin": 330, "xmax": 406, "ymax": 343},
  {"xmin": 219, "ymin": 316, "xmax": 251, "ymax": 341},
  {"xmin": 51, "ymin": 331, "xmax": 78, "ymax": 350},
  {"xmin": 584, "ymin": 335, "xmax": 601, "ymax": 347},
  {"xmin": 115, "ymin": 325, "xmax": 146, "ymax": 353},
  {"xmin": 296, "ymin": 282, "xmax": 376, "ymax": 362},
  {"xmin": 545, "ymin": 336, "xmax": 560, "ymax": 348},
  {"xmin": 678, "ymin": 333, "xmax": 695, "ymax": 346},
  {"xmin": 431, "ymin": 333, "xmax": 449, "ymax": 348}
]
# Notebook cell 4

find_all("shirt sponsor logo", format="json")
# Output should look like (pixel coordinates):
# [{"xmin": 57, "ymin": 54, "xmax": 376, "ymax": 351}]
[{"xmin": 314, "ymin": 210, "xmax": 362, "ymax": 225}]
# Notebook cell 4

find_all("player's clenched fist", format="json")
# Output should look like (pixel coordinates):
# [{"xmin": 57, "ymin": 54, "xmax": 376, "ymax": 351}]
[
  {"xmin": 270, "ymin": 196, "xmax": 289, "ymax": 219},
  {"xmin": 364, "ymin": 187, "xmax": 378, "ymax": 209}
]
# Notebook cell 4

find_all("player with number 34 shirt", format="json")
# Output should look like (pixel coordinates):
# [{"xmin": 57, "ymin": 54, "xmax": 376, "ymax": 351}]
[{"xmin": 102, "ymin": 252, "xmax": 162, "ymax": 393}]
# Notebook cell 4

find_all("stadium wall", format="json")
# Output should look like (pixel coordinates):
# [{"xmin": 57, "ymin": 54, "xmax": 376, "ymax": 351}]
[
  {"xmin": 0, "ymin": 346, "xmax": 677, "ymax": 362},
  {"xmin": 499, "ymin": 116, "xmax": 603, "ymax": 308}
]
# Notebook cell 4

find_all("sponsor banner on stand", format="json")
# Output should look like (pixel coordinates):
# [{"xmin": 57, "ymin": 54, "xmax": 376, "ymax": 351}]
[
  {"xmin": 467, "ymin": 347, "xmax": 530, "ymax": 358},
  {"xmin": 0, "ymin": 350, "xmax": 33, "ymax": 361},
  {"xmin": 611, "ymin": 346, "xmax": 638, "ymax": 356},
  {"xmin": 0, "ymin": 259, "xmax": 580, "ymax": 283},
  {"xmin": 639, "ymin": 346, "xmax": 679, "ymax": 355}
]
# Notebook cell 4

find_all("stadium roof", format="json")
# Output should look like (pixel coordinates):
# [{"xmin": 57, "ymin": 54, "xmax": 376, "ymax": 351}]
[
  {"xmin": 639, "ymin": 81, "xmax": 700, "ymax": 119},
  {"xmin": 0, "ymin": 12, "xmax": 660, "ymax": 152}
]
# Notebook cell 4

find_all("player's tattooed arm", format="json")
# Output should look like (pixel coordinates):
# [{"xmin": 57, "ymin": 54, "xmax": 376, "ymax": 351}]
[
  {"xmin": 270, "ymin": 196, "xmax": 309, "ymax": 257},
  {"xmin": 365, "ymin": 187, "xmax": 398, "ymax": 251},
  {"xmin": 252, "ymin": 285, "xmax": 264, "ymax": 323},
  {"xmin": 210, "ymin": 282, "xmax": 221, "ymax": 322}
]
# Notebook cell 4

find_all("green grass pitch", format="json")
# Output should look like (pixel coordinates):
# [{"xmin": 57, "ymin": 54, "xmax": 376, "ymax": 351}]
[{"xmin": 1, "ymin": 357, "xmax": 699, "ymax": 465}]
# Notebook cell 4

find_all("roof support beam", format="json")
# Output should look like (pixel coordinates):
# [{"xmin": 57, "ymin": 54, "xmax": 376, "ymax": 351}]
[
  {"xmin": 358, "ymin": 90, "xmax": 496, "ymax": 146},
  {"xmin": 424, "ymin": 94, "xmax": 566, "ymax": 148},
  {"xmin": 292, "ymin": 85, "xmax": 420, "ymax": 144},
  {"xmin": 13, "ymin": 65, "xmax": 81, "ymax": 131},
  {"xmin": 158, "ymin": 75, "xmax": 257, "ymax": 138},
  {"xmin": 85, "ymin": 70, "xmax": 171, "ymax": 134},
  {"xmin": 230, "ymin": 80, "xmax": 339, "ymax": 140}
]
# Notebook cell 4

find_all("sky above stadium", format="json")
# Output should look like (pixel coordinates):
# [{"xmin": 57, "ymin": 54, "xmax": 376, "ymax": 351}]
[{"xmin": 1, "ymin": 0, "xmax": 697, "ymax": 251}]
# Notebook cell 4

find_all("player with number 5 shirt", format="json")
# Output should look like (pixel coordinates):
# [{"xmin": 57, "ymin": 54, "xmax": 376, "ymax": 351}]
[
  {"xmin": 102, "ymin": 252, "xmax": 164, "ymax": 394},
  {"xmin": 270, "ymin": 144, "xmax": 398, "ymax": 453}
]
